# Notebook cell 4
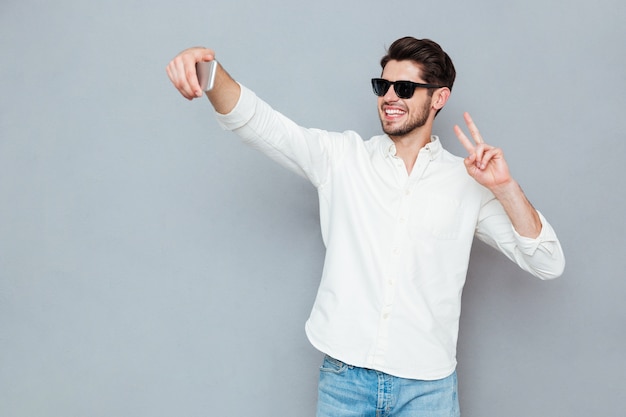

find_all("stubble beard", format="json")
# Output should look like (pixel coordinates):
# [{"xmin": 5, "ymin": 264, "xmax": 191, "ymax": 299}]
[{"xmin": 381, "ymin": 99, "xmax": 431, "ymax": 138}]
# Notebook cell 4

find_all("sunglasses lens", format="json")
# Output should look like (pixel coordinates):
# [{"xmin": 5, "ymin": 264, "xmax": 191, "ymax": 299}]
[
  {"xmin": 372, "ymin": 79, "xmax": 417, "ymax": 99},
  {"xmin": 394, "ymin": 82, "xmax": 414, "ymax": 99},
  {"xmin": 372, "ymin": 79, "xmax": 389, "ymax": 96}
]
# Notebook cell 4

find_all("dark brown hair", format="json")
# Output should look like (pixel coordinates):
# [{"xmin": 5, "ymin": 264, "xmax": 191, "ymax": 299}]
[{"xmin": 380, "ymin": 37, "xmax": 456, "ymax": 92}]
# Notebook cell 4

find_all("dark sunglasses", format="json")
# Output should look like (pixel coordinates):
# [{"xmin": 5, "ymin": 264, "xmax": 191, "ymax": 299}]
[{"xmin": 371, "ymin": 78, "xmax": 445, "ymax": 99}]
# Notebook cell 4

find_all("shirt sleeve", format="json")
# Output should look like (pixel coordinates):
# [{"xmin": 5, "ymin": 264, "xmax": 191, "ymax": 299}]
[
  {"xmin": 214, "ymin": 83, "xmax": 256, "ymax": 131},
  {"xmin": 214, "ymin": 84, "xmax": 349, "ymax": 188},
  {"xmin": 475, "ymin": 194, "xmax": 566, "ymax": 280}
]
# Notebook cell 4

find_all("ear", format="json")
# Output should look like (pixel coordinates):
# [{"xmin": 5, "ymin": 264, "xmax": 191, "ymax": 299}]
[{"xmin": 432, "ymin": 87, "xmax": 451, "ymax": 111}]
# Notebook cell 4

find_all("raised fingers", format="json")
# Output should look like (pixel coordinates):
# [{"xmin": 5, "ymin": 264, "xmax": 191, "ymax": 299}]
[
  {"xmin": 454, "ymin": 113, "xmax": 491, "ymax": 169},
  {"xmin": 454, "ymin": 124, "xmax": 475, "ymax": 156},
  {"xmin": 463, "ymin": 112, "xmax": 484, "ymax": 144}
]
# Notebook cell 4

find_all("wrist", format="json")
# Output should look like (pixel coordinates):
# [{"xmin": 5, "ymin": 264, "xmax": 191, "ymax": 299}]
[{"xmin": 490, "ymin": 178, "xmax": 519, "ymax": 200}]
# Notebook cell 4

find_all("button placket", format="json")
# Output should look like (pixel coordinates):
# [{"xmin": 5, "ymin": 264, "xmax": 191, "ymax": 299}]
[
  {"xmin": 371, "ymin": 184, "xmax": 413, "ymax": 364},
  {"xmin": 371, "ymin": 147, "xmax": 433, "ymax": 366}
]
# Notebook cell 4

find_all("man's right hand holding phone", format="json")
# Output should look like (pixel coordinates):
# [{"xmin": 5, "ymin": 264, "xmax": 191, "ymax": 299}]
[{"xmin": 166, "ymin": 46, "xmax": 241, "ymax": 114}]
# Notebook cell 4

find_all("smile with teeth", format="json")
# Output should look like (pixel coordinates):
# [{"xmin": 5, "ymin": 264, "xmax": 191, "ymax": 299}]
[{"xmin": 384, "ymin": 107, "xmax": 406, "ymax": 118}]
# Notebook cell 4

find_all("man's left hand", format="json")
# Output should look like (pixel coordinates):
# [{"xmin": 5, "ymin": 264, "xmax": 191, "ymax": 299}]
[{"xmin": 454, "ymin": 112, "xmax": 512, "ymax": 192}]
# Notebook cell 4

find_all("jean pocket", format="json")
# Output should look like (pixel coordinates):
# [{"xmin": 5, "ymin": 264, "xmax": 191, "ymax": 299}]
[{"xmin": 319, "ymin": 355, "xmax": 349, "ymax": 374}]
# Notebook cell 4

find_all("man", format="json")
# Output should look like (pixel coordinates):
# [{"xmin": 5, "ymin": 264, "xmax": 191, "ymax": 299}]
[{"xmin": 166, "ymin": 37, "xmax": 565, "ymax": 417}]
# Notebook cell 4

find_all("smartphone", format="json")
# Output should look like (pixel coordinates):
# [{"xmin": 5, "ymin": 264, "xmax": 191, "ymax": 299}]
[{"xmin": 196, "ymin": 60, "xmax": 218, "ymax": 92}]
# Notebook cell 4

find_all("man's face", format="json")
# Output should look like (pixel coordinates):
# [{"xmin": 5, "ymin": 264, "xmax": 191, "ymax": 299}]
[{"xmin": 377, "ymin": 60, "xmax": 434, "ymax": 138}]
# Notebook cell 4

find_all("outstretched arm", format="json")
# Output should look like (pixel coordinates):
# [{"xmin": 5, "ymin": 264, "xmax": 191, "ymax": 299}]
[
  {"xmin": 166, "ymin": 47, "xmax": 240, "ymax": 114},
  {"xmin": 454, "ymin": 112, "xmax": 542, "ymax": 238}
]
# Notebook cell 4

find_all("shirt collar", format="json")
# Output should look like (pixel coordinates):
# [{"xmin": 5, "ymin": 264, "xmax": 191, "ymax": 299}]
[
  {"xmin": 382, "ymin": 135, "xmax": 443, "ymax": 161},
  {"xmin": 423, "ymin": 135, "xmax": 442, "ymax": 160}
]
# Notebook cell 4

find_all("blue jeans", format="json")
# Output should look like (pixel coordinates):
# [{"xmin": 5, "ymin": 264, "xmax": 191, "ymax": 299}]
[{"xmin": 316, "ymin": 356, "xmax": 460, "ymax": 417}]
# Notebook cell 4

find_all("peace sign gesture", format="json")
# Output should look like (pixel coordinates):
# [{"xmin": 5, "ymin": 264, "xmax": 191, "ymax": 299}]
[{"xmin": 454, "ymin": 112, "xmax": 513, "ymax": 192}]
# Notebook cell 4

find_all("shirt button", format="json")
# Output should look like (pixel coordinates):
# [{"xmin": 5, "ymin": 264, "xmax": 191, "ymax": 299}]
[{"xmin": 404, "ymin": 189, "xmax": 411, "ymax": 196}]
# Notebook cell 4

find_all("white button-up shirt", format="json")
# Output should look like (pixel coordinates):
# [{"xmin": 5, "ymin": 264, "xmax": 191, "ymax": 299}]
[{"xmin": 216, "ymin": 85, "xmax": 565, "ymax": 380}]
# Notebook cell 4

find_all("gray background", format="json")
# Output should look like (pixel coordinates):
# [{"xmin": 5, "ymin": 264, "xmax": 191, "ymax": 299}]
[{"xmin": 1, "ymin": 0, "xmax": 624, "ymax": 416}]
